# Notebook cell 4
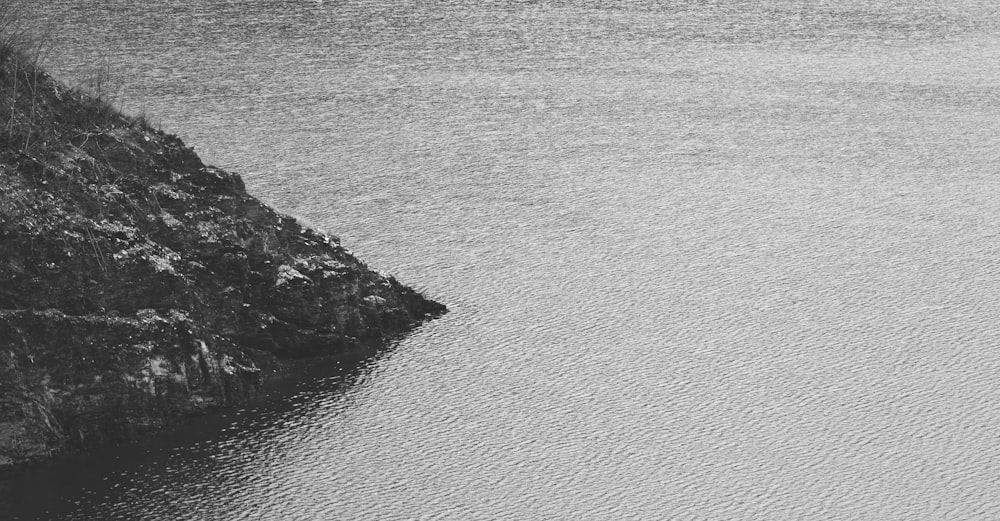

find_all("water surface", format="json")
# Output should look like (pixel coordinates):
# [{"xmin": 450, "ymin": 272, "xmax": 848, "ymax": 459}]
[{"xmin": 5, "ymin": 1, "xmax": 1000, "ymax": 519}]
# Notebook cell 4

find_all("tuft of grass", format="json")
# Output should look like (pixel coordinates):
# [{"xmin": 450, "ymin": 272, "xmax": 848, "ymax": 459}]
[
  {"xmin": 0, "ymin": 0, "xmax": 160, "ymax": 156},
  {"xmin": 67, "ymin": 57, "xmax": 128, "ymax": 130},
  {"xmin": 0, "ymin": 0, "xmax": 31, "ymax": 63}
]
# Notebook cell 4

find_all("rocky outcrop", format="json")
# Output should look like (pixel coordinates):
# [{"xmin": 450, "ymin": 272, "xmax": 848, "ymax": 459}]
[{"xmin": 0, "ymin": 54, "xmax": 445, "ymax": 468}]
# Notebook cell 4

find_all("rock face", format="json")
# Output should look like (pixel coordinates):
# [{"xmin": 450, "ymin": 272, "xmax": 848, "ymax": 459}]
[{"xmin": 0, "ymin": 55, "xmax": 445, "ymax": 468}]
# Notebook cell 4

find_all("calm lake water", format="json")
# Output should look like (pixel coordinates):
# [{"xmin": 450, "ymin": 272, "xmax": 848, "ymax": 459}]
[{"xmin": 5, "ymin": 0, "xmax": 1000, "ymax": 518}]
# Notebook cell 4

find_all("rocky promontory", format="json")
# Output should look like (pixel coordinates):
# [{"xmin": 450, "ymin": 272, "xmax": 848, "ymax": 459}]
[{"xmin": 0, "ymin": 51, "xmax": 445, "ymax": 468}]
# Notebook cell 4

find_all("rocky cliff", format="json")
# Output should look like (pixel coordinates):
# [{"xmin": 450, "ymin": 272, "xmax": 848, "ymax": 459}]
[{"xmin": 0, "ymin": 52, "xmax": 445, "ymax": 468}]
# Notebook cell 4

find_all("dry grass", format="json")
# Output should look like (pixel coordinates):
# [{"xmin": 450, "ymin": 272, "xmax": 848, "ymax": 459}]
[{"xmin": 0, "ymin": 0, "xmax": 156, "ymax": 157}]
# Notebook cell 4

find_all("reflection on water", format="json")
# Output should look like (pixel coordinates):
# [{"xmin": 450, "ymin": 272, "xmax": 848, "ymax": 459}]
[
  {"xmin": 5, "ymin": 0, "xmax": 1000, "ymax": 519},
  {"xmin": 1, "ymin": 346, "xmax": 392, "ymax": 520}
]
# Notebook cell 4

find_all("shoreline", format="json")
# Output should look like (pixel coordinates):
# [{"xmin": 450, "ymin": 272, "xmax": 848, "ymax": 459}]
[{"xmin": 0, "ymin": 49, "xmax": 445, "ymax": 469}]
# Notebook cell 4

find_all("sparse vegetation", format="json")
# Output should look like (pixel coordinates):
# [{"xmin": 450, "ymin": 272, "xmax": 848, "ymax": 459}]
[
  {"xmin": 0, "ymin": 0, "xmax": 31, "ymax": 61},
  {"xmin": 0, "ymin": 1, "xmax": 153, "ymax": 160}
]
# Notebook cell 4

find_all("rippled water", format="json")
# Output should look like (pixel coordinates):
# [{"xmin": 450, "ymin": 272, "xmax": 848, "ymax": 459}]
[{"xmin": 5, "ymin": 1, "xmax": 1000, "ymax": 519}]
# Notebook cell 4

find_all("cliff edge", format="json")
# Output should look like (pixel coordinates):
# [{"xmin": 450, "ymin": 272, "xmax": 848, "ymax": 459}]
[{"xmin": 0, "ymin": 51, "xmax": 446, "ymax": 468}]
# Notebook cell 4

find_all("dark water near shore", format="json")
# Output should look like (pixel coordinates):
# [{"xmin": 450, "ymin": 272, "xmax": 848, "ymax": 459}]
[{"xmin": 5, "ymin": 1, "xmax": 1000, "ymax": 518}]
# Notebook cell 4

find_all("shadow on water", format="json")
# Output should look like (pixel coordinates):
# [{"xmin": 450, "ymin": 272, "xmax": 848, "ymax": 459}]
[{"xmin": 0, "ymin": 340, "xmax": 397, "ymax": 521}]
